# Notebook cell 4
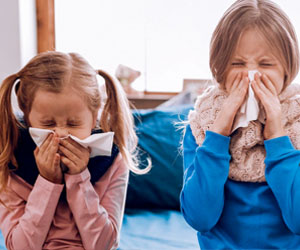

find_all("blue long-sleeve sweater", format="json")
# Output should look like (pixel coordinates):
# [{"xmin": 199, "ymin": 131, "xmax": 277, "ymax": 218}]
[{"xmin": 180, "ymin": 125, "xmax": 300, "ymax": 249}]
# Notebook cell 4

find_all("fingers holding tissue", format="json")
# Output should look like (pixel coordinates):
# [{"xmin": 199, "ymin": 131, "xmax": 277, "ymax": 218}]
[
  {"xmin": 251, "ymin": 73, "xmax": 286, "ymax": 139},
  {"xmin": 232, "ymin": 70, "xmax": 265, "ymax": 132},
  {"xmin": 59, "ymin": 137, "xmax": 91, "ymax": 175},
  {"xmin": 33, "ymin": 133, "xmax": 63, "ymax": 184},
  {"xmin": 211, "ymin": 72, "xmax": 249, "ymax": 136},
  {"xmin": 29, "ymin": 127, "xmax": 115, "ymax": 174},
  {"xmin": 231, "ymin": 70, "xmax": 285, "ymax": 139}
]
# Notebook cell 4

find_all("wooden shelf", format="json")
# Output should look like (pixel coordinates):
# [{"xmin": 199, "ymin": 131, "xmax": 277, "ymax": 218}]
[{"xmin": 127, "ymin": 91, "xmax": 177, "ymax": 109}]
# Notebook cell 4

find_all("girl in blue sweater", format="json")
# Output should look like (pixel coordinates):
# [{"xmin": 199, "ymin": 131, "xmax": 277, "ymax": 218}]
[{"xmin": 180, "ymin": 0, "xmax": 300, "ymax": 248}]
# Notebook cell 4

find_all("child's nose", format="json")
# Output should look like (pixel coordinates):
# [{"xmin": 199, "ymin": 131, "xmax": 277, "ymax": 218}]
[
  {"xmin": 247, "ymin": 63, "xmax": 257, "ymax": 71},
  {"xmin": 54, "ymin": 127, "xmax": 69, "ymax": 138}
]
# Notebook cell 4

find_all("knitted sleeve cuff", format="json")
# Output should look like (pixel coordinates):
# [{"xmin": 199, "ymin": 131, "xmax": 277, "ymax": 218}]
[
  {"xmin": 264, "ymin": 136, "xmax": 294, "ymax": 158},
  {"xmin": 202, "ymin": 130, "xmax": 231, "ymax": 154}
]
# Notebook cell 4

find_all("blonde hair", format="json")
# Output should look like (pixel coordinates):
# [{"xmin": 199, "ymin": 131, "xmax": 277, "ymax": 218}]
[
  {"xmin": 0, "ymin": 51, "xmax": 147, "ymax": 194},
  {"xmin": 210, "ymin": 0, "xmax": 299, "ymax": 87}
]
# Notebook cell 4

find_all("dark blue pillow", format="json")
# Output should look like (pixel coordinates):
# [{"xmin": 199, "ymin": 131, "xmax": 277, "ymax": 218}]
[{"xmin": 125, "ymin": 105, "xmax": 193, "ymax": 210}]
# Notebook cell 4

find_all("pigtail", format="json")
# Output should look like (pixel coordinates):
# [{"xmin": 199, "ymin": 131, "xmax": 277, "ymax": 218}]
[
  {"xmin": 97, "ymin": 70, "xmax": 150, "ymax": 174},
  {"xmin": 0, "ymin": 73, "xmax": 23, "ymax": 193}
]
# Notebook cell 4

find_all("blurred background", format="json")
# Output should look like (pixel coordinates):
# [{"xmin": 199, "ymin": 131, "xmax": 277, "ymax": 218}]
[{"xmin": 1, "ymin": 0, "xmax": 300, "ymax": 93}]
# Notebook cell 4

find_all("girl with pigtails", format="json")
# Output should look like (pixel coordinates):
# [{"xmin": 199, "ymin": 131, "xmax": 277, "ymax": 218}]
[{"xmin": 0, "ymin": 51, "xmax": 147, "ymax": 250}]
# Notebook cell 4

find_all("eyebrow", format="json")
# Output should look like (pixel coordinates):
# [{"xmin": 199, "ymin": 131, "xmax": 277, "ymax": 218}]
[
  {"xmin": 39, "ymin": 119, "xmax": 54, "ymax": 124},
  {"xmin": 231, "ymin": 56, "xmax": 276, "ymax": 61},
  {"xmin": 67, "ymin": 118, "xmax": 82, "ymax": 123},
  {"xmin": 231, "ymin": 56, "xmax": 245, "ymax": 61},
  {"xmin": 260, "ymin": 57, "xmax": 275, "ymax": 61},
  {"xmin": 39, "ymin": 117, "xmax": 53, "ymax": 122}
]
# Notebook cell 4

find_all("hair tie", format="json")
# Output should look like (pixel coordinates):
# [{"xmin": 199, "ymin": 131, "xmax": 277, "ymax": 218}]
[
  {"xmin": 14, "ymin": 73, "xmax": 21, "ymax": 94},
  {"xmin": 14, "ymin": 80, "xmax": 21, "ymax": 94}
]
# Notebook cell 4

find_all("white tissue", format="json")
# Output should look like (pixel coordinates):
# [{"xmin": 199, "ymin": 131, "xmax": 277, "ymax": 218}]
[
  {"xmin": 29, "ymin": 127, "xmax": 114, "ymax": 157},
  {"xmin": 232, "ymin": 70, "xmax": 263, "ymax": 132}
]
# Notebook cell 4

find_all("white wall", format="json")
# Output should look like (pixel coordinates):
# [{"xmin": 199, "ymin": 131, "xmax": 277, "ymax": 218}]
[
  {"xmin": 0, "ymin": 0, "xmax": 21, "ymax": 82},
  {"xmin": 19, "ymin": 0, "xmax": 37, "ymax": 68},
  {"xmin": 0, "ymin": 0, "xmax": 37, "ymax": 83},
  {"xmin": 55, "ymin": 0, "xmax": 300, "ymax": 92}
]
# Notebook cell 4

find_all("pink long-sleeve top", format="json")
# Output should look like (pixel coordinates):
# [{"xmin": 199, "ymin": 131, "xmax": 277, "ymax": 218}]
[{"xmin": 0, "ymin": 154, "xmax": 128, "ymax": 250}]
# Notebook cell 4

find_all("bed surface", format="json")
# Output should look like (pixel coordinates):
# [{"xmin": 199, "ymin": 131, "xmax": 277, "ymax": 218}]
[{"xmin": 119, "ymin": 209, "xmax": 198, "ymax": 250}]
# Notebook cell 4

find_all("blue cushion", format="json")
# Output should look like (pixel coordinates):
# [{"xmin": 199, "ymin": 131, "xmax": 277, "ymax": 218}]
[
  {"xmin": 0, "ymin": 231, "xmax": 6, "ymax": 250},
  {"xmin": 125, "ymin": 105, "xmax": 193, "ymax": 210}
]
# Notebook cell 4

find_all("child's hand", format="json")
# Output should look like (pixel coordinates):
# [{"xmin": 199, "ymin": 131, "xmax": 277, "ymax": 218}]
[
  {"xmin": 211, "ymin": 72, "xmax": 249, "ymax": 136},
  {"xmin": 34, "ymin": 133, "xmax": 63, "ymax": 184},
  {"xmin": 251, "ymin": 73, "xmax": 286, "ymax": 140},
  {"xmin": 59, "ymin": 138, "xmax": 90, "ymax": 175}
]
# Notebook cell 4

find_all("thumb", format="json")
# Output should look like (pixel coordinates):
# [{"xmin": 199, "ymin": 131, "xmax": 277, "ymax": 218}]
[{"xmin": 34, "ymin": 147, "xmax": 39, "ymax": 157}]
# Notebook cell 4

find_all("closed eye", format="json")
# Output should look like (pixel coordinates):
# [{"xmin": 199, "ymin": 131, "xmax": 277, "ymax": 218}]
[
  {"xmin": 231, "ymin": 62, "xmax": 244, "ymax": 66},
  {"xmin": 67, "ymin": 123, "xmax": 80, "ymax": 127},
  {"xmin": 260, "ymin": 63, "xmax": 273, "ymax": 66},
  {"xmin": 40, "ymin": 120, "xmax": 55, "ymax": 127},
  {"xmin": 41, "ymin": 123, "xmax": 55, "ymax": 127}
]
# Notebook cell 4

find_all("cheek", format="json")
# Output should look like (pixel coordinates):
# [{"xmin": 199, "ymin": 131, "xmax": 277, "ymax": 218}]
[
  {"xmin": 224, "ymin": 69, "xmax": 240, "ymax": 91},
  {"xmin": 262, "ymin": 70, "xmax": 285, "ymax": 94},
  {"xmin": 27, "ymin": 112, "xmax": 35, "ymax": 127},
  {"xmin": 272, "ymin": 76, "xmax": 284, "ymax": 94},
  {"xmin": 70, "ymin": 116, "xmax": 96, "ymax": 140},
  {"xmin": 69, "ymin": 128, "xmax": 91, "ymax": 140},
  {"xmin": 92, "ymin": 115, "xmax": 97, "ymax": 128}
]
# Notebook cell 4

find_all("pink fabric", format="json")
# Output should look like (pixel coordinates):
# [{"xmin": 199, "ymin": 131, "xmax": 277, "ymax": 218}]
[{"xmin": 0, "ymin": 154, "xmax": 128, "ymax": 250}]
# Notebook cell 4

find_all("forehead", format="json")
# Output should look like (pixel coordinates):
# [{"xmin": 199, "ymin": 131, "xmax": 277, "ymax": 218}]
[
  {"xmin": 234, "ymin": 28, "xmax": 276, "ymax": 57},
  {"xmin": 31, "ymin": 89, "xmax": 91, "ymax": 118}
]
